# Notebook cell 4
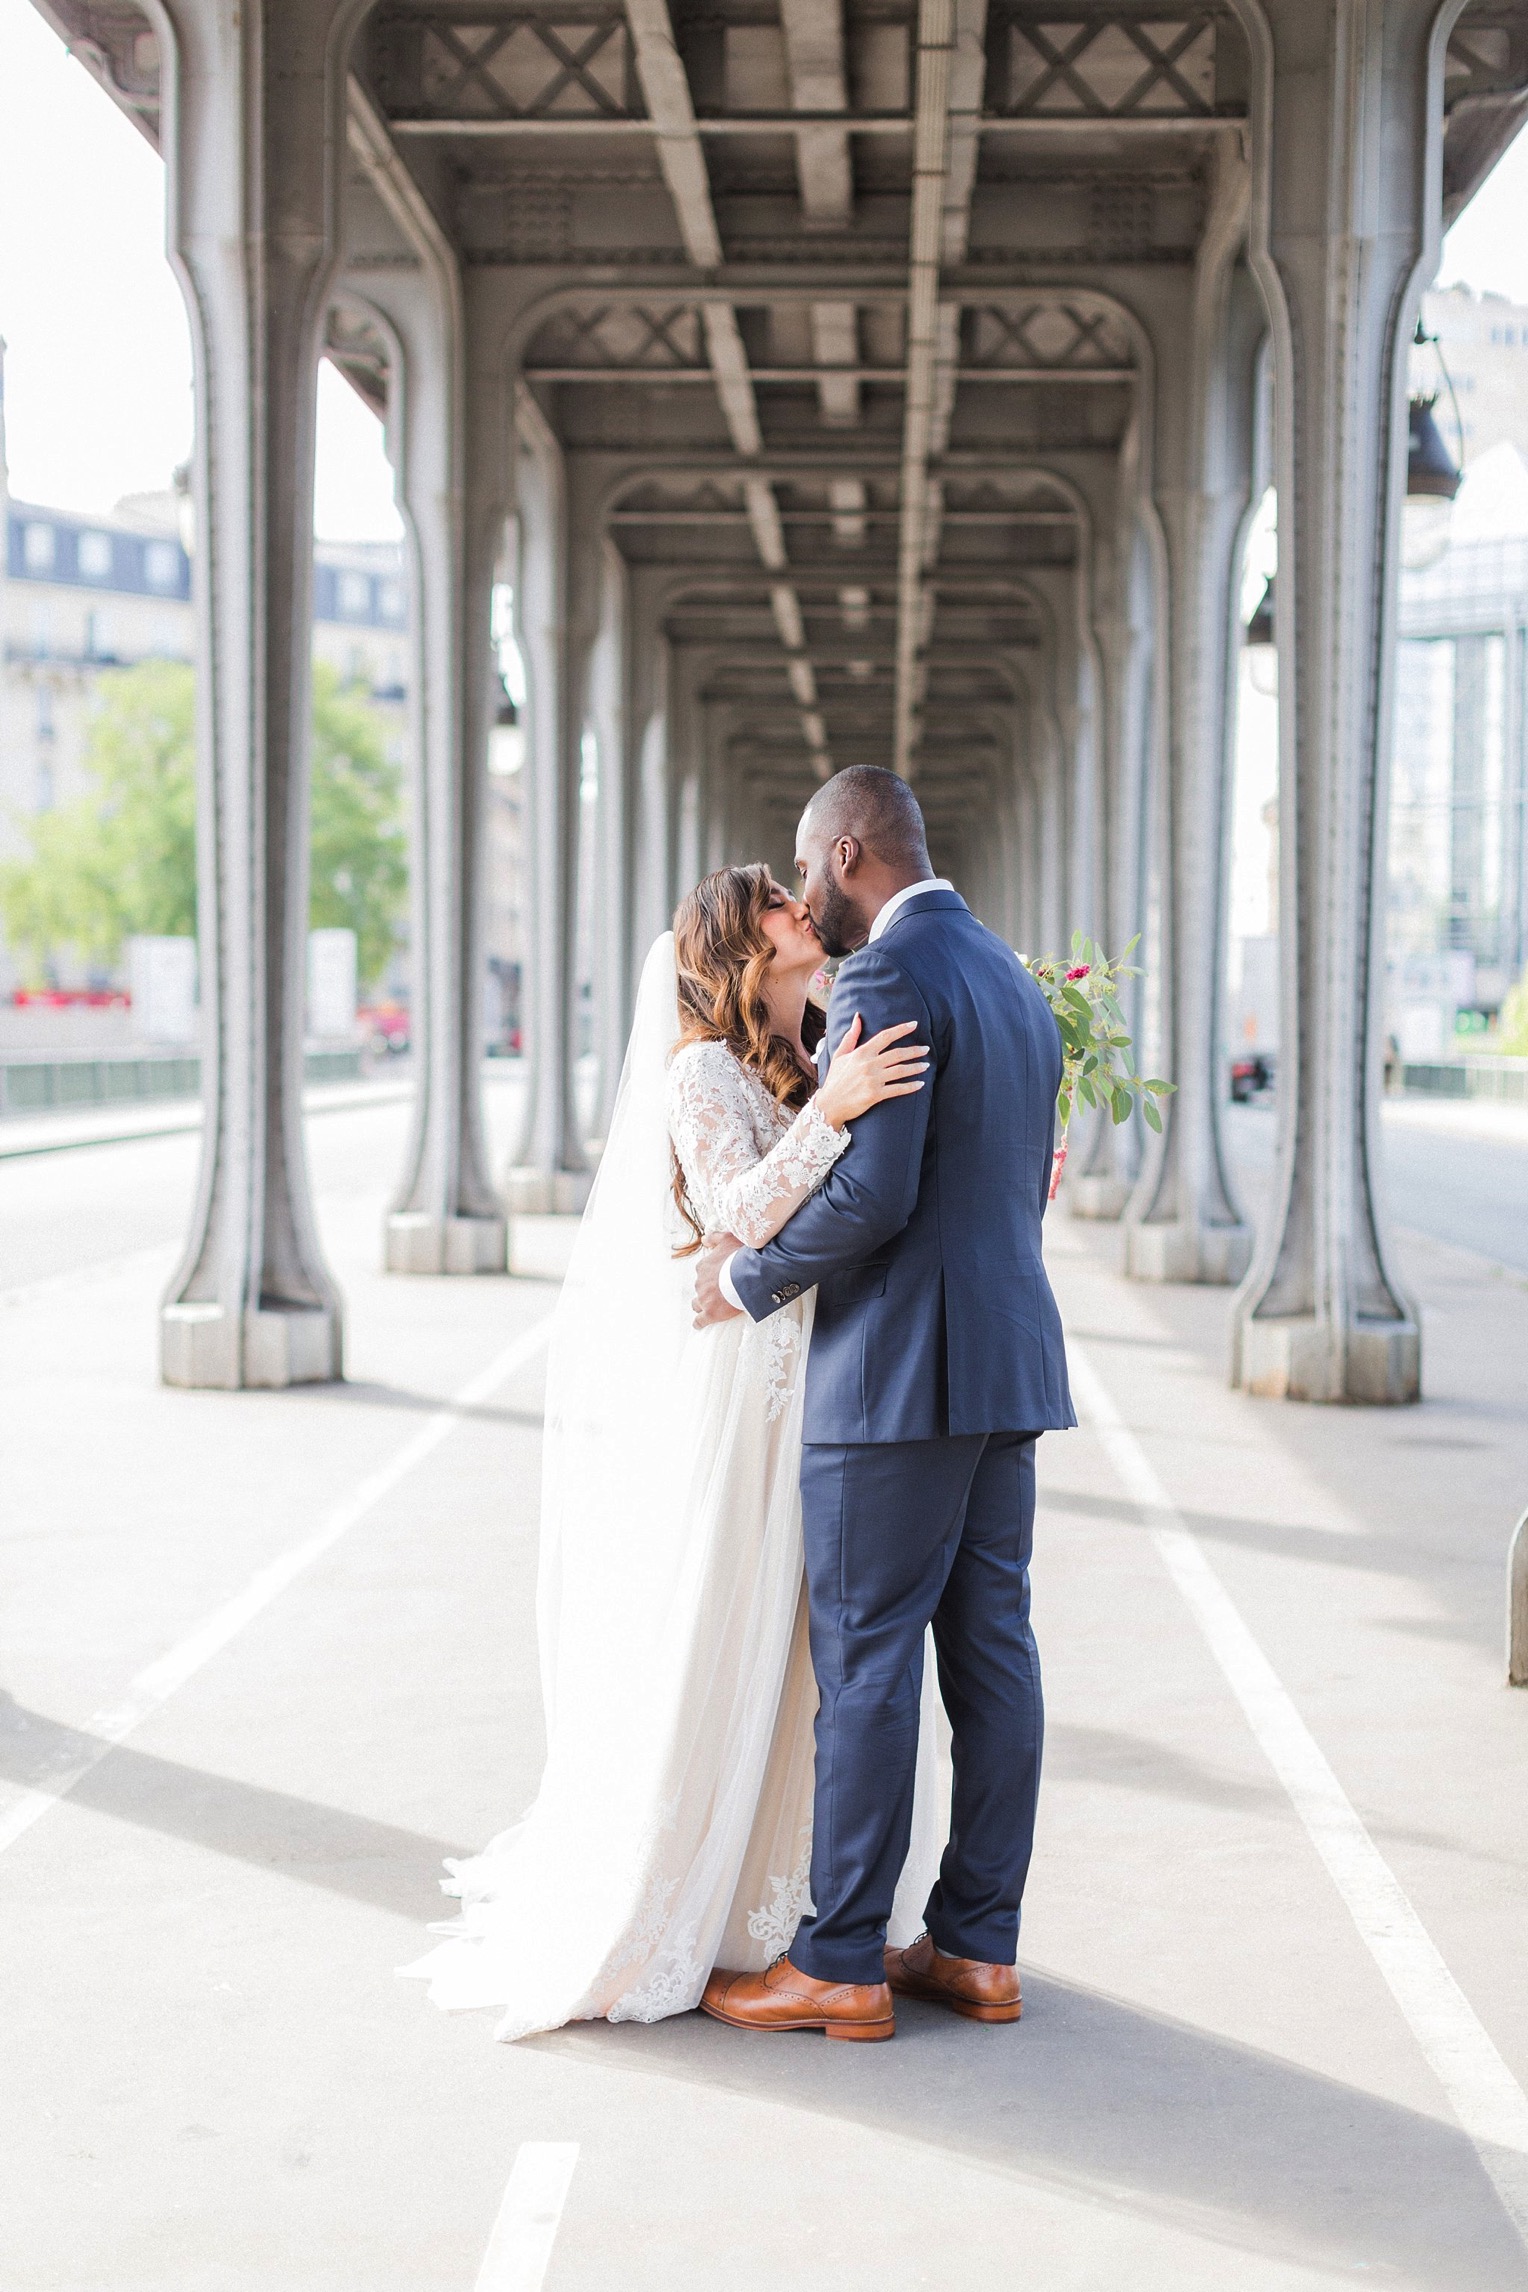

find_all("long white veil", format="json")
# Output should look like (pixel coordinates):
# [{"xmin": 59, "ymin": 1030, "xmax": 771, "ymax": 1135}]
[{"xmin": 535, "ymin": 930, "xmax": 693, "ymax": 1739}]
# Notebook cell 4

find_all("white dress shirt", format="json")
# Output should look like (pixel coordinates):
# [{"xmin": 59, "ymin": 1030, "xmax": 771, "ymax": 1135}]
[
  {"xmin": 716, "ymin": 878, "xmax": 952, "ymax": 1312},
  {"xmin": 865, "ymin": 876, "xmax": 952, "ymax": 942}
]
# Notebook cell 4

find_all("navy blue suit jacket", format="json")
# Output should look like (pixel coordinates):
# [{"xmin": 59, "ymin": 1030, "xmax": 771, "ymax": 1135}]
[{"xmin": 728, "ymin": 888, "xmax": 1075, "ymax": 1444}]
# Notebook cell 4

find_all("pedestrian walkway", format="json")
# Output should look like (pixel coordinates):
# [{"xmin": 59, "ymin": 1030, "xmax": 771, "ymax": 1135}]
[{"xmin": 2, "ymin": 1101, "xmax": 1526, "ymax": 2289}]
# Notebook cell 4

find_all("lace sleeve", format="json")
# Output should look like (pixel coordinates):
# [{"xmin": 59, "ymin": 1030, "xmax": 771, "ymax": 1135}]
[{"xmin": 668, "ymin": 1043, "xmax": 850, "ymax": 1249}]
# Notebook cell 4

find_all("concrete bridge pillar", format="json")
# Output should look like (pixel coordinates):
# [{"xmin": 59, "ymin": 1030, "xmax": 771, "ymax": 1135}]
[
  {"xmin": 505, "ymin": 419, "xmax": 596, "ymax": 1212},
  {"xmin": 1064, "ymin": 495, "xmax": 1152, "ymax": 1224},
  {"xmin": 586, "ymin": 536, "xmax": 632, "ymax": 1146},
  {"xmin": 625, "ymin": 573, "xmax": 674, "ymax": 1002},
  {"xmin": 1231, "ymin": 0, "xmax": 1435, "ymax": 1402},
  {"xmin": 339, "ymin": 107, "xmax": 508, "ymax": 1278},
  {"xmin": 1126, "ymin": 151, "xmax": 1259, "ymax": 1287},
  {"xmin": 159, "ymin": 0, "xmax": 349, "ymax": 1388}
]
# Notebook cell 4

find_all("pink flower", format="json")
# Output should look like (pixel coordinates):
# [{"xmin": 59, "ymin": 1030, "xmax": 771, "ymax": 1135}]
[
  {"xmin": 1048, "ymin": 1140, "xmax": 1068, "ymax": 1201},
  {"xmin": 1066, "ymin": 964, "xmax": 1091, "ymax": 981}
]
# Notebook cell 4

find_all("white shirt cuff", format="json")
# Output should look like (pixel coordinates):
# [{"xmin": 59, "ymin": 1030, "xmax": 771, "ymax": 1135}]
[{"xmin": 718, "ymin": 1253, "xmax": 743, "ymax": 1312}]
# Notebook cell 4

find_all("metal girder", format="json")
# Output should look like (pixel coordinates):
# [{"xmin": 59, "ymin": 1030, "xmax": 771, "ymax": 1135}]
[
  {"xmin": 606, "ymin": 508, "xmax": 1076, "ymax": 527},
  {"xmin": 776, "ymin": 0, "xmax": 860, "ymax": 431},
  {"xmin": 525, "ymin": 363, "xmax": 1132, "ymax": 384},
  {"xmin": 1441, "ymin": 6, "xmax": 1528, "ymax": 223},
  {"xmin": 984, "ymin": 8, "xmax": 1243, "ymax": 121},
  {"xmin": 386, "ymin": 108, "xmax": 1233, "ymax": 135},
  {"xmin": 893, "ymin": 0, "xmax": 988, "ymax": 774},
  {"xmin": 623, "ymin": 0, "xmax": 721, "ymax": 269},
  {"xmin": 27, "ymin": 0, "xmax": 159, "ymax": 145},
  {"xmin": 621, "ymin": 0, "xmax": 832, "ymax": 769}
]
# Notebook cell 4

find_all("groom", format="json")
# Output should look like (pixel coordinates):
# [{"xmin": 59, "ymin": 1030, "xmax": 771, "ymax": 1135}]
[{"xmin": 693, "ymin": 767, "xmax": 1074, "ymax": 2041}]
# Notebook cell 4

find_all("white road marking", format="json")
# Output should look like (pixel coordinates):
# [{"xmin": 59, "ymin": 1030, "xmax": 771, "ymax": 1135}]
[
  {"xmin": 473, "ymin": 2144, "xmax": 580, "ymax": 2292},
  {"xmin": 0, "ymin": 1313, "xmax": 555, "ymax": 1857},
  {"xmin": 0, "ymin": 1243, "xmax": 180, "ymax": 1314},
  {"xmin": 1068, "ymin": 1340, "xmax": 1528, "ymax": 2246}
]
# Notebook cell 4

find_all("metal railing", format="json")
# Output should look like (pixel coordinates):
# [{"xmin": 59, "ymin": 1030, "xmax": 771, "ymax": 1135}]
[
  {"xmin": 1401, "ymin": 1055, "xmax": 1528, "ymax": 1106},
  {"xmin": 0, "ymin": 1047, "xmax": 364, "ymax": 1118}
]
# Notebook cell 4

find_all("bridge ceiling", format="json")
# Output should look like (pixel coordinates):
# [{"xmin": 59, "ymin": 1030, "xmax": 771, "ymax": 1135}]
[
  {"xmin": 356, "ymin": 0, "xmax": 1216, "ymax": 796},
  {"xmin": 33, "ymin": 0, "xmax": 1528, "ymax": 818}
]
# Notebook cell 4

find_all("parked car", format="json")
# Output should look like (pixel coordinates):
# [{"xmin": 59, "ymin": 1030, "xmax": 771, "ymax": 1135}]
[
  {"xmin": 360, "ymin": 1002, "xmax": 410, "ymax": 1057},
  {"xmin": 1230, "ymin": 1052, "xmax": 1276, "ymax": 1105}
]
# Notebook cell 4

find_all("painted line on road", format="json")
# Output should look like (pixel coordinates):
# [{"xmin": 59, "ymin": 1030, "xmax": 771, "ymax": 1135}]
[
  {"xmin": 1068, "ymin": 1339, "xmax": 1528, "ymax": 2247},
  {"xmin": 0, "ymin": 1312, "xmax": 555, "ymax": 1859},
  {"xmin": 0, "ymin": 1242, "xmax": 181, "ymax": 1314},
  {"xmin": 473, "ymin": 2144, "xmax": 580, "ymax": 2292}
]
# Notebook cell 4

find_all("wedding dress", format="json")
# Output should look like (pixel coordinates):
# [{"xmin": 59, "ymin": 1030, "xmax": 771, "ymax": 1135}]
[{"xmin": 402, "ymin": 933, "xmax": 943, "ymax": 2041}]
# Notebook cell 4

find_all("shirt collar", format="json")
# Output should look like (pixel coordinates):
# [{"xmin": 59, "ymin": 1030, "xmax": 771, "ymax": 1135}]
[{"xmin": 867, "ymin": 878, "xmax": 954, "ymax": 943}]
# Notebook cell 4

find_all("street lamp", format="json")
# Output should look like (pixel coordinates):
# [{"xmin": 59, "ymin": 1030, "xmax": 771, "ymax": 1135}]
[{"xmin": 1406, "ymin": 320, "xmax": 1463, "ymax": 502}]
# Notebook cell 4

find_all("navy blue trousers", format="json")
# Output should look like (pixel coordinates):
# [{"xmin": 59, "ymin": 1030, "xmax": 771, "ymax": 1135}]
[{"xmin": 788, "ymin": 1431, "xmax": 1044, "ymax": 1987}]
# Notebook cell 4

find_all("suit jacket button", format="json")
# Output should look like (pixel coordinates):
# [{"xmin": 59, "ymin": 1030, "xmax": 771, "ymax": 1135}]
[{"xmin": 784, "ymin": 1282, "xmax": 800, "ymax": 1299}]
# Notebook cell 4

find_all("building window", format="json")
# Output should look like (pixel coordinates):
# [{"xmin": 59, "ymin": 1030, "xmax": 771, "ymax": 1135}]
[
  {"xmin": 378, "ymin": 579, "xmax": 404, "ymax": 622},
  {"xmin": 78, "ymin": 530, "xmax": 112, "ymax": 580},
  {"xmin": 23, "ymin": 521, "xmax": 55, "ymax": 572},
  {"xmin": 36, "ymin": 683, "xmax": 55, "ymax": 741},
  {"xmin": 339, "ymin": 570, "xmax": 371, "ymax": 619},
  {"xmin": 144, "ymin": 540, "xmax": 180, "ymax": 591},
  {"xmin": 36, "ymin": 759, "xmax": 54, "ymax": 812}
]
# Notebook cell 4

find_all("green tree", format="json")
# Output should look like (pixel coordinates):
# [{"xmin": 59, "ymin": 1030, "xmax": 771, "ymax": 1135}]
[
  {"xmin": 0, "ymin": 656, "xmax": 408, "ymax": 990},
  {"xmin": 1500, "ymin": 967, "xmax": 1528, "ymax": 1058},
  {"xmin": 307, "ymin": 661, "xmax": 408, "ymax": 987},
  {"xmin": 0, "ymin": 658, "xmax": 196, "ymax": 976}
]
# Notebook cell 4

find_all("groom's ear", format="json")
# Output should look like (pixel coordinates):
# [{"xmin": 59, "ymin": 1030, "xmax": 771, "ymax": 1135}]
[{"xmin": 836, "ymin": 833, "xmax": 862, "ymax": 876}]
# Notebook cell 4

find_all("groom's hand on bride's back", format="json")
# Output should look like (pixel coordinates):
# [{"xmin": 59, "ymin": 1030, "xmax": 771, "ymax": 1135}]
[{"xmin": 693, "ymin": 1233, "xmax": 745, "ymax": 1328}]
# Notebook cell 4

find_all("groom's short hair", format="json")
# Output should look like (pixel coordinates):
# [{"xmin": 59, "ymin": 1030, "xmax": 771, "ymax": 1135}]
[{"xmin": 807, "ymin": 766, "xmax": 931, "ymax": 869}]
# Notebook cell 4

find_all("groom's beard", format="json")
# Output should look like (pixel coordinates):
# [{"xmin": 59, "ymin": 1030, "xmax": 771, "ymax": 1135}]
[{"xmin": 810, "ymin": 876, "xmax": 864, "ymax": 959}]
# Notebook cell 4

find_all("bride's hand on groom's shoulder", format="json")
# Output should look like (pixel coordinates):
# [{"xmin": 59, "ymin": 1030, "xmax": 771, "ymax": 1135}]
[
  {"xmin": 816, "ymin": 1013, "xmax": 930, "ymax": 1131},
  {"xmin": 693, "ymin": 1232, "xmax": 745, "ymax": 1329}
]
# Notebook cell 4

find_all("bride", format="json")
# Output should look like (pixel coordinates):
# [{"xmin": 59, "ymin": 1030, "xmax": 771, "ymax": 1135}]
[{"xmin": 403, "ymin": 863, "xmax": 942, "ymax": 2041}]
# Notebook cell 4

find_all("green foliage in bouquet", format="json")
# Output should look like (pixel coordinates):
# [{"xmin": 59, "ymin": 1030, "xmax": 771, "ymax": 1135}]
[{"xmin": 1025, "ymin": 933, "xmax": 1175, "ymax": 1134}]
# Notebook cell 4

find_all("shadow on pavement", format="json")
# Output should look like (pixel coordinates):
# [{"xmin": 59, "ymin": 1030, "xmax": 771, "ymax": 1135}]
[
  {"xmin": 0, "ymin": 1693, "xmax": 464, "ymax": 1922},
  {"xmin": 539, "ymin": 1978, "xmax": 1528, "ymax": 2289},
  {"xmin": 1039, "ymin": 1482, "xmax": 1496, "ymax": 1587},
  {"xmin": 1044, "ymin": 1718, "xmax": 1281, "ymax": 1815},
  {"xmin": 303, "ymin": 1377, "xmax": 544, "ymax": 1430}
]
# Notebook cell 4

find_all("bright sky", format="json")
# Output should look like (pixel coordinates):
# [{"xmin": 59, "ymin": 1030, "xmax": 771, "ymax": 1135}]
[
  {"xmin": 0, "ymin": 0, "xmax": 401, "ymax": 539},
  {"xmin": 0, "ymin": 0, "xmax": 1525, "ymax": 538}
]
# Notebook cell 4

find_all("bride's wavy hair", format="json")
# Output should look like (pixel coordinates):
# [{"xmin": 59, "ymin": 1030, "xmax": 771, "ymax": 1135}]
[{"xmin": 669, "ymin": 862, "xmax": 825, "ymax": 1253}]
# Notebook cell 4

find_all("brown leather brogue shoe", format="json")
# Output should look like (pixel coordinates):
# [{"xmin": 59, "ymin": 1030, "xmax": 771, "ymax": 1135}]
[
  {"xmin": 701, "ymin": 1957, "xmax": 895, "ymax": 2041},
  {"xmin": 884, "ymin": 1933, "xmax": 1022, "ymax": 2023}
]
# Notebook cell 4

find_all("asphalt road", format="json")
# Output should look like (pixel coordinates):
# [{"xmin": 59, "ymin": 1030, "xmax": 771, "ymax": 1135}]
[
  {"xmin": 3, "ymin": 1086, "xmax": 1527, "ymax": 2288},
  {"xmin": 1226, "ymin": 1099, "xmax": 1528, "ymax": 1274},
  {"xmin": 0, "ymin": 1072, "xmax": 528, "ymax": 1298},
  {"xmin": 4, "ymin": 1084, "xmax": 1522, "ymax": 1299}
]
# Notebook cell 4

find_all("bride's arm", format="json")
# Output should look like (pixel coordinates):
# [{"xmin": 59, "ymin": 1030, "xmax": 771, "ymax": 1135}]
[{"xmin": 668, "ymin": 1045, "xmax": 851, "ymax": 1251}]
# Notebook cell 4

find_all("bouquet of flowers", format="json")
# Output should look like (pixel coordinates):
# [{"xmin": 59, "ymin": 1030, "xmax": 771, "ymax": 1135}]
[{"xmin": 1024, "ymin": 934, "xmax": 1174, "ymax": 1198}]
